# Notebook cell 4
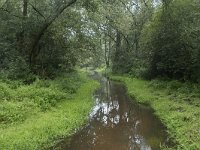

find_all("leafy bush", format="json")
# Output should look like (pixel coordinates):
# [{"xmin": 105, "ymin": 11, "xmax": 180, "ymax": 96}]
[
  {"xmin": 0, "ymin": 83, "xmax": 13, "ymax": 101},
  {"xmin": 0, "ymin": 72, "xmax": 86, "ymax": 124},
  {"xmin": 33, "ymin": 79, "xmax": 51, "ymax": 88},
  {"xmin": 0, "ymin": 79, "xmax": 99, "ymax": 150},
  {"xmin": 53, "ymin": 72, "xmax": 85, "ymax": 94},
  {"xmin": 148, "ymin": 79, "xmax": 200, "ymax": 100},
  {"xmin": 167, "ymin": 80, "xmax": 182, "ymax": 90},
  {"xmin": 148, "ymin": 80, "xmax": 167, "ymax": 89},
  {"xmin": 16, "ymin": 86, "xmax": 67, "ymax": 110},
  {"xmin": 0, "ymin": 101, "xmax": 38, "ymax": 124}
]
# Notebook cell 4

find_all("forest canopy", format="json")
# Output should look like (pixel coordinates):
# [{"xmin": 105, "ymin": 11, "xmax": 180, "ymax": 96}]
[{"xmin": 0, "ymin": 0, "xmax": 200, "ymax": 82}]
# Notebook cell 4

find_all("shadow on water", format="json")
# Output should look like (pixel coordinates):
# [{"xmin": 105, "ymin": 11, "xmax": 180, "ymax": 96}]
[{"xmin": 54, "ymin": 75, "xmax": 172, "ymax": 150}]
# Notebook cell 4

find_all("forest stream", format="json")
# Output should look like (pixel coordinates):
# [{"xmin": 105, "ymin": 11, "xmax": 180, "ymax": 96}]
[{"xmin": 55, "ymin": 75, "xmax": 171, "ymax": 150}]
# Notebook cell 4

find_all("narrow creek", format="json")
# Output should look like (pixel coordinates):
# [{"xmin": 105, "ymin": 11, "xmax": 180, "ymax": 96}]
[{"xmin": 56, "ymin": 76, "xmax": 171, "ymax": 150}]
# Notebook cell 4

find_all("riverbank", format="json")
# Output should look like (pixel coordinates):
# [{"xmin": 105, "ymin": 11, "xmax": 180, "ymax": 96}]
[
  {"xmin": 110, "ymin": 75, "xmax": 200, "ymax": 150},
  {"xmin": 0, "ymin": 71, "xmax": 99, "ymax": 150}
]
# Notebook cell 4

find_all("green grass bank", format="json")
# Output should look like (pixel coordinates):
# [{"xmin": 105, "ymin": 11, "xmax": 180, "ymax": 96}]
[
  {"xmin": 0, "ymin": 71, "xmax": 99, "ymax": 150},
  {"xmin": 111, "ymin": 75, "xmax": 200, "ymax": 150}
]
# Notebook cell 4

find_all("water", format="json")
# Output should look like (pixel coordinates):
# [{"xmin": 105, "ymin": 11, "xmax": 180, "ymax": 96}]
[{"xmin": 56, "ymin": 77, "xmax": 171, "ymax": 150}]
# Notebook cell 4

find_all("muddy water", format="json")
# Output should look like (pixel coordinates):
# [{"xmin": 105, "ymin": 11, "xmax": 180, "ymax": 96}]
[{"xmin": 59, "ymin": 77, "xmax": 170, "ymax": 150}]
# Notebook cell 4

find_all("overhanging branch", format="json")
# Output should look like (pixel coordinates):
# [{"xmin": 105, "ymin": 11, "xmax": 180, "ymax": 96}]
[{"xmin": 30, "ymin": 0, "xmax": 77, "ymax": 66}]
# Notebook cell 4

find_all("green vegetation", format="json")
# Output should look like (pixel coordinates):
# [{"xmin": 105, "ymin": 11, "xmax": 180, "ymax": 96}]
[
  {"xmin": 138, "ymin": 0, "xmax": 200, "ymax": 82},
  {"xmin": 111, "ymin": 75, "xmax": 200, "ymax": 150},
  {"xmin": 1, "ymin": 0, "xmax": 200, "ymax": 149},
  {"xmin": 0, "ymin": 72, "xmax": 99, "ymax": 150}
]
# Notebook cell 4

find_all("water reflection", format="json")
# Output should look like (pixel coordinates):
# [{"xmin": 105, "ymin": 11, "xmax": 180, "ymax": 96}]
[{"xmin": 64, "ymin": 78, "xmax": 169, "ymax": 150}]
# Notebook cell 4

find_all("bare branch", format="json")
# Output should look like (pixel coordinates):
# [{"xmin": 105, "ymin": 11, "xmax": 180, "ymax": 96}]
[
  {"xmin": 117, "ymin": 0, "xmax": 137, "ymax": 19},
  {"xmin": 142, "ymin": 0, "xmax": 148, "ymax": 7},
  {"xmin": 29, "ymin": 3, "xmax": 46, "ymax": 20},
  {"xmin": 0, "ymin": 7, "xmax": 23, "ymax": 18}
]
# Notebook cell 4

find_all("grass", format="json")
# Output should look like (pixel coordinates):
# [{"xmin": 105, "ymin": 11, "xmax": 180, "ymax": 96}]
[
  {"xmin": 0, "ymin": 71, "xmax": 99, "ymax": 149},
  {"xmin": 110, "ymin": 75, "xmax": 200, "ymax": 150}
]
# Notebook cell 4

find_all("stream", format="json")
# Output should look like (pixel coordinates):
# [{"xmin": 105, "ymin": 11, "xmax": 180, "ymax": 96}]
[{"xmin": 56, "ymin": 76, "xmax": 171, "ymax": 150}]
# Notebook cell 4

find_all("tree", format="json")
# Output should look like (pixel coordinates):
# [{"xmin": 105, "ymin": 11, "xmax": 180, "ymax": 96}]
[{"xmin": 140, "ymin": 0, "xmax": 200, "ymax": 82}]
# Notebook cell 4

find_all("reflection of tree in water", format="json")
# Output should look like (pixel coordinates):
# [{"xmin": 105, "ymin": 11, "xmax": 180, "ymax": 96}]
[
  {"xmin": 88, "ymin": 79, "xmax": 153, "ymax": 149},
  {"xmin": 67, "ymin": 78, "xmax": 169, "ymax": 150}
]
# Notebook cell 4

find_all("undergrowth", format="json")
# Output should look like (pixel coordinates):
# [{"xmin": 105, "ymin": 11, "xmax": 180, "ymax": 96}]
[{"xmin": 0, "ymin": 71, "xmax": 99, "ymax": 149}]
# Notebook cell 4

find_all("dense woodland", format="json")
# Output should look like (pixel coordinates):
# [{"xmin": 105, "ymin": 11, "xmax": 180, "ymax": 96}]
[
  {"xmin": 0, "ymin": 0, "xmax": 200, "ymax": 150},
  {"xmin": 0, "ymin": 0, "xmax": 199, "ymax": 82}
]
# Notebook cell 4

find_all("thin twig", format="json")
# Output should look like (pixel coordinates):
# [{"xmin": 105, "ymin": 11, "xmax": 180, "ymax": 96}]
[{"xmin": 29, "ymin": 3, "xmax": 46, "ymax": 20}]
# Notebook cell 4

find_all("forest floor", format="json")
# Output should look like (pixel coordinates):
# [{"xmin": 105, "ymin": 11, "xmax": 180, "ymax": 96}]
[
  {"xmin": 0, "ymin": 71, "xmax": 99, "ymax": 150},
  {"xmin": 111, "ymin": 75, "xmax": 200, "ymax": 150}
]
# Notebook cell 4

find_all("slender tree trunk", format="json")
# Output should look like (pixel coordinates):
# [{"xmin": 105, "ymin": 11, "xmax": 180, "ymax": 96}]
[
  {"xmin": 23, "ymin": 0, "xmax": 28, "ymax": 17},
  {"xmin": 104, "ymin": 33, "xmax": 108, "ymax": 68},
  {"xmin": 16, "ymin": 0, "xmax": 28, "ymax": 55},
  {"xmin": 112, "ymin": 30, "xmax": 121, "ymax": 73},
  {"xmin": 116, "ymin": 30, "xmax": 121, "ymax": 53},
  {"xmin": 108, "ymin": 28, "xmax": 112, "ymax": 68}
]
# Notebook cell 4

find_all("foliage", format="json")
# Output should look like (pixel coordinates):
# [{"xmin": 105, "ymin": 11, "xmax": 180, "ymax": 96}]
[
  {"xmin": 0, "ymin": 71, "xmax": 85, "ymax": 124},
  {"xmin": 0, "ymin": 0, "xmax": 103, "ymax": 79},
  {"xmin": 139, "ymin": 0, "xmax": 200, "ymax": 82},
  {"xmin": 1, "ymin": 0, "xmax": 200, "ymax": 82},
  {"xmin": 0, "ymin": 72, "xmax": 99, "ymax": 149},
  {"xmin": 1, "ymin": 0, "xmax": 200, "ymax": 149}
]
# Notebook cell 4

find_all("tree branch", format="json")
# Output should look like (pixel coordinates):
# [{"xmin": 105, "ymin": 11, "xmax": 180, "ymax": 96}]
[
  {"xmin": 29, "ymin": 3, "xmax": 46, "ymax": 20},
  {"xmin": 0, "ymin": 0, "xmax": 9, "ymax": 8},
  {"xmin": 30, "ymin": 0, "xmax": 77, "ymax": 66},
  {"xmin": 0, "ymin": 7, "xmax": 23, "ymax": 18}
]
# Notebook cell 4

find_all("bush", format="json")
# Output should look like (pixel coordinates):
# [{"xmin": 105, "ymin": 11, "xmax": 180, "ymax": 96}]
[
  {"xmin": 0, "ymin": 72, "xmax": 86, "ymax": 124},
  {"xmin": 53, "ymin": 72, "xmax": 85, "ymax": 94},
  {"xmin": 167, "ymin": 80, "xmax": 182, "ymax": 90},
  {"xmin": 148, "ymin": 80, "xmax": 167, "ymax": 89},
  {"xmin": 0, "ymin": 83, "xmax": 13, "ymax": 101}
]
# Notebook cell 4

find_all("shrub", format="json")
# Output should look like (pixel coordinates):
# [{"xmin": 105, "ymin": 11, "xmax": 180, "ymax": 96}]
[
  {"xmin": 167, "ymin": 80, "xmax": 182, "ymax": 90},
  {"xmin": 0, "ymin": 72, "xmax": 86, "ymax": 124}
]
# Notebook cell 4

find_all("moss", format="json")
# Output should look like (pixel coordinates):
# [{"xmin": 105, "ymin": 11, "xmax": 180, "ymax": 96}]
[{"xmin": 110, "ymin": 75, "xmax": 200, "ymax": 150}]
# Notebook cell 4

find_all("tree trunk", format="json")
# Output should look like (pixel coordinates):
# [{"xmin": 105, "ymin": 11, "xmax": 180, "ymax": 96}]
[
  {"xmin": 16, "ymin": 0, "xmax": 28, "ymax": 55},
  {"xmin": 112, "ymin": 30, "xmax": 121, "ymax": 73},
  {"xmin": 29, "ymin": 0, "xmax": 77, "ymax": 68},
  {"xmin": 116, "ymin": 30, "xmax": 121, "ymax": 52},
  {"xmin": 108, "ymin": 28, "xmax": 112, "ymax": 68},
  {"xmin": 23, "ymin": 0, "xmax": 28, "ymax": 17},
  {"xmin": 104, "ymin": 33, "xmax": 108, "ymax": 68}
]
